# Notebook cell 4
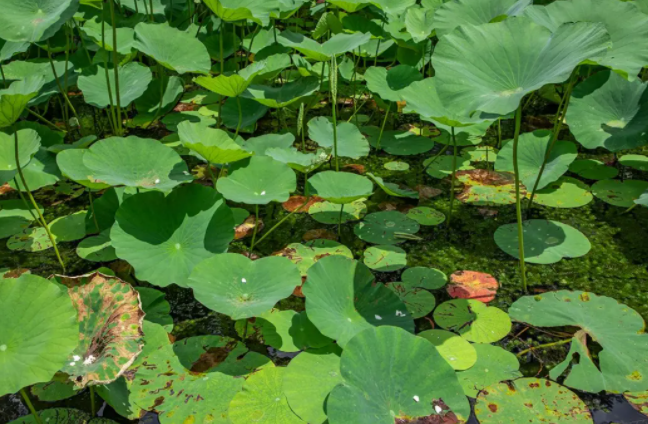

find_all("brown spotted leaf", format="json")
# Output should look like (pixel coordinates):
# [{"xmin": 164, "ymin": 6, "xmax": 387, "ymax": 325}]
[
  {"xmin": 447, "ymin": 271, "xmax": 499, "ymax": 303},
  {"xmin": 303, "ymin": 228, "xmax": 337, "ymax": 241},
  {"xmin": 456, "ymin": 169, "xmax": 524, "ymax": 205},
  {"xmin": 282, "ymin": 195, "xmax": 324, "ymax": 213},
  {"xmin": 235, "ymin": 215, "xmax": 264, "ymax": 240}
]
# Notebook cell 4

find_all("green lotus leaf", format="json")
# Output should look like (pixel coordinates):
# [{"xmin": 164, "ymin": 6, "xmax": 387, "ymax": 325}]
[
  {"xmin": 384, "ymin": 161, "xmax": 410, "ymax": 171},
  {"xmin": 303, "ymin": 256, "xmax": 414, "ymax": 347},
  {"xmin": 456, "ymin": 343, "xmax": 522, "ymax": 398},
  {"xmin": 50, "ymin": 211, "xmax": 87, "ymax": 242},
  {"xmin": 0, "ymin": 274, "xmax": 78, "ymax": 397},
  {"xmin": 78, "ymin": 63, "xmax": 152, "ymax": 108},
  {"xmin": 405, "ymin": 6, "xmax": 435, "ymax": 43},
  {"xmin": 475, "ymin": 378, "xmax": 593, "ymax": 423},
  {"xmin": 308, "ymin": 171, "xmax": 373, "ymax": 204},
  {"xmin": 0, "ymin": 0, "xmax": 78, "ymax": 43},
  {"xmin": 133, "ymin": 23, "xmax": 211, "ymax": 74},
  {"xmin": 495, "ymin": 131, "xmax": 577, "ymax": 190},
  {"xmin": 273, "ymin": 240, "xmax": 353, "ymax": 276},
  {"xmin": 136, "ymin": 287, "xmax": 173, "ymax": 332},
  {"xmin": 308, "ymin": 117, "xmax": 370, "ymax": 159},
  {"xmin": 418, "ymin": 329, "xmax": 477, "ymax": 371},
  {"xmin": 10, "ymin": 148, "xmax": 62, "ymax": 192},
  {"xmin": 363, "ymin": 126, "xmax": 435, "ymax": 155},
  {"xmin": 364, "ymin": 65, "xmax": 423, "ymax": 103},
  {"xmin": 0, "ymin": 200, "xmax": 40, "ymax": 239},
  {"xmin": 243, "ymin": 77, "xmax": 319, "ymax": 108},
  {"xmin": 240, "ymin": 133, "xmax": 295, "ymax": 155},
  {"xmin": 309, "ymin": 198, "xmax": 367, "ymax": 224},
  {"xmin": 327, "ymin": 326, "xmax": 471, "ymax": 424},
  {"xmin": 569, "ymin": 159, "xmax": 618, "ymax": 180},
  {"xmin": 178, "ymin": 121, "xmax": 251, "ymax": 164},
  {"xmin": 0, "ymin": 39, "xmax": 29, "ymax": 63},
  {"xmin": 188, "ymin": 253, "xmax": 301, "ymax": 319},
  {"xmin": 511, "ymin": 290, "xmax": 648, "ymax": 393},
  {"xmin": 424, "ymin": 155, "xmax": 473, "ymax": 179},
  {"xmin": 403, "ymin": 266, "xmax": 447, "ymax": 290},
  {"xmin": 56, "ymin": 149, "xmax": 111, "ymax": 190},
  {"xmin": 83, "ymin": 136, "xmax": 192, "ymax": 191},
  {"xmin": 8, "ymin": 408, "xmax": 96, "ymax": 424},
  {"xmin": 637, "ymin": 191, "xmax": 648, "ymax": 208},
  {"xmin": 266, "ymin": 147, "xmax": 329, "ymax": 174},
  {"xmin": 407, "ymin": 206, "xmax": 446, "ymax": 226},
  {"xmin": 434, "ymin": 0, "xmax": 531, "ymax": 37},
  {"xmin": 523, "ymin": 0, "xmax": 648, "ymax": 79},
  {"xmin": 4, "ymin": 61, "xmax": 74, "ymax": 107},
  {"xmin": 201, "ymin": 31, "xmax": 241, "ymax": 61},
  {"xmin": 7, "ymin": 227, "xmax": 53, "ymax": 252},
  {"xmin": 221, "ymin": 96, "xmax": 269, "ymax": 130},
  {"xmin": 216, "ymin": 156, "xmax": 296, "ymax": 204},
  {"xmin": 85, "ymin": 187, "xmax": 130, "ymax": 233},
  {"xmin": 80, "ymin": 18, "xmax": 135, "ymax": 54},
  {"xmin": 566, "ymin": 71, "xmax": 648, "ymax": 152},
  {"xmin": 194, "ymin": 74, "xmax": 250, "ymax": 98},
  {"xmin": 386, "ymin": 280, "xmax": 436, "ymax": 319},
  {"xmin": 434, "ymin": 299, "xmax": 512, "ymax": 343},
  {"xmin": 354, "ymin": 211, "xmax": 420, "ymax": 245},
  {"xmin": 363, "ymin": 245, "xmax": 407, "ymax": 272},
  {"xmin": 367, "ymin": 172, "xmax": 418, "ymax": 199},
  {"xmin": 434, "ymin": 17, "xmax": 611, "ymax": 115},
  {"xmin": 204, "ymin": 0, "xmax": 308, "ymax": 25},
  {"xmin": 134, "ymin": 76, "xmax": 184, "ymax": 126},
  {"xmin": 132, "ymin": 335, "xmax": 272, "ymax": 424},
  {"xmin": 465, "ymin": 145, "xmax": 498, "ymax": 163},
  {"xmin": 277, "ymin": 30, "xmax": 371, "ymax": 61},
  {"xmin": 433, "ymin": 122, "xmax": 495, "ymax": 146},
  {"xmin": 255, "ymin": 309, "xmax": 332, "ymax": 353},
  {"xmin": 0, "ymin": 77, "xmax": 45, "ymax": 128},
  {"xmin": 532, "ymin": 177, "xmax": 593, "ymax": 209},
  {"xmin": 284, "ymin": 346, "xmax": 344, "ymax": 424},
  {"xmin": 455, "ymin": 169, "xmax": 521, "ymax": 205},
  {"xmin": 620, "ymin": 154, "xmax": 648, "ymax": 171},
  {"xmin": 0, "ymin": 129, "xmax": 41, "ymax": 184},
  {"xmin": 625, "ymin": 391, "xmax": 648, "ymax": 417},
  {"xmin": 31, "ymin": 377, "xmax": 77, "ymax": 402},
  {"xmin": 496, "ymin": 219, "xmax": 591, "ymax": 264},
  {"xmin": 76, "ymin": 231, "xmax": 117, "ymax": 262},
  {"xmin": 592, "ymin": 179, "xmax": 648, "ymax": 208}
]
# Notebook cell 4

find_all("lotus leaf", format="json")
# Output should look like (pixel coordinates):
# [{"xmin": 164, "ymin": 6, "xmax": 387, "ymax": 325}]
[
  {"xmin": 0, "ymin": 78, "xmax": 44, "ymax": 128},
  {"xmin": 136, "ymin": 287, "xmax": 173, "ymax": 332},
  {"xmin": 134, "ymin": 76, "xmax": 184, "ymax": 125},
  {"xmin": 354, "ymin": 211, "xmax": 420, "ymax": 245},
  {"xmin": 418, "ymin": 329, "xmax": 477, "ymax": 371},
  {"xmin": 620, "ymin": 154, "xmax": 648, "ymax": 171},
  {"xmin": 9, "ymin": 148, "xmax": 62, "ymax": 192},
  {"xmin": 593, "ymin": 180, "xmax": 648, "ymax": 208},
  {"xmin": 569, "ymin": 159, "xmax": 619, "ymax": 180},
  {"xmin": 50, "ymin": 211, "xmax": 87, "ymax": 242},
  {"xmin": 277, "ymin": 31, "xmax": 371, "ymax": 61},
  {"xmin": 178, "ymin": 121, "xmax": 251, "ymax": 164},
  {"xmin": 308, "ymin": 171, "xmax": 373, "ymax": 204},
  {"xmin": 434, "ymin": 0, "xmax": 532, "ymax": 37},
  {"xmin": 266, "ymin": 147, "xmax": 329, "ymax": 173},
  {"xmin": 532, "ymin": 177, "xmax": 594, "ymax": 209},
  {"xmin": 80, "ymin": 18, "xmax": 135, "ymax": 54},
  {"xmin": 0, "ymin": 0, "xmax": 78, "ymax": 43},
  {"xmin": 56, "ymin": 149, "xmax": 111, "ymax": 190},
  {"xmin": 221, "ymin": 97, "xmax": 269, "ymax": 130},
  {"xmin": 465, "ymin": 146, "xmax": 498, "ymax": 163},
  {"xmin": 424, "ymin": 154, "xmax": 473, "ymax": 179},
  {"xmin": 241, "ymin": 133, "xmax": 295, "ymax": 155},
  {"xmin": 434, "ymin": 299, "xmax": 512, "ymax": 343},
  {"xmin": 637, "ymin": 191, "xmax": 648, "ymax": 208},
  {"xmin": 31, "ymin": 378, "xmax": 76, "ymax": 402},
  {"xmin": 364, "ymin": 65, "xmax": 423, "ymax": 103},
  {"xmin": 0, "ymin": 200, "xmax": 39, "ymax": 239},
  {"xmin": 254, "ymin": 309, "xmax": 331, "ymax": 352},
  {"xmin": 78, "ymin": 63, "xmax": 152, "ymax": 108},
  {"xmin": 384, "ymin": 161, "xmax": 409, "ymax": 171},
  {"xmin": 242, "ymin": 77, "xmax": 319, "ymax": 108},
  {"xmin": 364, "ymin": 126, "xmax": 435, "ymax": 155},
  {"xmin": 0, "ymin": 129, "xmax": 40, "ymax": 185},
  {"xmin": 403, "ymin": 267, "xmax": 447, "ymax": 290},
  {"xmin": 7, "ymin": 227, "xmax": 53, "ymax": 252},
  {"xmin": 367, "ymin": 172, "xmax": 418, "ymax": 199},
  {"xmin": 456, "ymin": 169, "xmax": 522, "ymax": 205},
  {"xmin": 308, "ymin": 117, "xmax": 370, "ymax": 159},
  {"xmin": 363, "ymin": 245, "xmax": 407, "ymax": 272},
  {"xmin": 448, "ymin": 270, "xmax": 499, "ymax": 303},
  {"xmin": 406, "ymin": 207, "xmax": 446, "ymax": 226},
  {"xmin": 76, "ymin": 231, "xmax": 117, "ymax": 262},
  {"xmin": 273, "ymin": 240, "xmax": 353, "ymax": 276},
  {"xmin": 457, "ymin": 343, "xmax": 522, "ymax": 398},
  {"xmin": 216, "ymin": 156, "xmax": 296, "ymax": 204},
  {"xmin": 309, "ymin": 198, "xmax": 367, "ymax": 224},
  {"xmin": 405, "ymin": 6, "xmax": 435, "ymax": 43}
]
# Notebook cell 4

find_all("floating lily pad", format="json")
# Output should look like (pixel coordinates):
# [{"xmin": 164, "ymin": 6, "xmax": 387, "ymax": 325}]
[
  {"xmin": 303, "ymin": 256, "xmax": 414, "ymax": 347},
  {"xmin": 592, "ymin": 179, "xmax": 648, "ymax": 207},
  {"xmin": 403, "ymin": 267, "xmax": 447, "ymax": 290},
  {"xmin": 364, "ymin": 126, "xmax": 435, "ymax": 155},
  {"xmin": 424, "ymin": 155, "xmax": 473, "ymax": 179},
  {"xmin": 7, "ymin": 226, "xmax": 53, "ymax": 252},
  {"xmin": 448, "ymin": 270, "xmax": 499, "ymax": 303},
  {"xmin": 354, "ymin": 211, "xmax": 420, "ymax": 245},
  {"xmin": 309, "ymin": 198, "xmax": 367, "ymax": 224},
  {"xmin": 273, "ymin": 240, "xmax": 353, "ymax": 276},
  {"xmin": 254, "ymin": 309, "xmax": 331, "ymax": 353},
  {"xmin": 386, "ymin": 280, "xmax": 437, "ymax": 319},
  {"xmin": 456, "ymin": 169, "xmax": 522, "ymax": 205},
  {"xmin": 367, "ymin": 172, "xmax": 418, "ymax": 199},
  {"xmin": 308, "ymin": 117, "xmax": 370, "ymax": 159},
  {"xmin": 217, "ymin": 156, "xmax": 296, "ymax": 204},
  {"xmin": 363, "ymin": 245, "xmax": 407, "ymax": 272},
  {"xmin": 532, "ymin": 177, "xmax": 594, "ymax": 209},
  {"xmin": 464, "ymin": 145, "xmax": 498, "ymax": 163},
  {"xmin": 457, "ymin": 343, "xmax": 522, "ymax": 398},
  {"xmin": 308, "ymin": 171, "xmax": 374, "ymax": 204},
  {"xmin": 569, "ymin": 159, "xmax": 619, "ymax": 180},
  {"xmin": 434, "ymin": 299, "xmax": 512, "ymax": 343},
  {"xmin": 418, "ymin": 329, "xmax": 478, "ymax": 371},
  {"xmin": 384, "ymin": 161, "xmax": 409, "ymax": 171},
  {"xmin": 494, "ymin": 219, "xmax": 591, "ymax": 264},
  {"xmin": 0, "ymin": 274, "xmax": 78, "ymax": 397},
  {"xmin": 0, "ymin": 200, "xmax": 38, "ymax": 239},
  {"xmin": 406, "ymin": 206, "xmax": 446, "ymax": 226},
  {"xmin": 620, "ymin": 154, "xmax": 648, "ymax": 171},
  {"xmin": 76, "ymin": 231, "xmax": 117, "ymax": 262},
  {"xmin": 50, "ymin": 211, "xmax": 87, "ymax": 242}
]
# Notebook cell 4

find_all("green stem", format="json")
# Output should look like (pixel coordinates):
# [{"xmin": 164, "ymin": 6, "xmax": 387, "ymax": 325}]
[
  {"xmin": 376, "ymin": 102, "xmax": 391, "ymax": 150},
  {"xmin": 337, "ymin": 204, "xmax": 344, "ymax": 240},
  {"xmin": 512, "ymin": 104, "xmax": 527, "ymax": 292},
  {"xmin": 330, "ymin": 58, "xmax": 339, "ymax": 172},
  {"xmin": 109, "ymin": 0, "xmax": 123, "ymax": 135},
  {"xmin": 497, "ymin": 119, "xmax": 502, "ymax": 149},
  {"xmin": 14, "ymin": 178, "xmax": 40, "ymax": 223},
  {"xmin": 206, "ymin": 164, "xmax": 218, "ymax": 188},
  {"xmin": 250, "ymin": 204, "xmax": 260, "ymax": 252},
  {"xmin": 516, "ymin": 338, "xmax": 571, "ymax": 357},
  {"xmin": 423, "ymin": 144, "xmax": 450, "ymax": 173},
  {"xmin": 46, "ymin": 41, "xmax": 80, "ymax": 128},
  {"xmin": 234, "ymin": 96, "xmax": 242, "ymax": 138},
  {"xmin": 26, "ymin": 108, "xmax": 65, "ymax": 132},
  {"xmin": 89, "ymin": 191, "xmax": 100, "ymax": 234},
  {"xmin": 373, "ymin": 22, "xmax": 385, "ymax": 66},
  {"xmin": 446, "ymin": 126, "xmax": 457, "ymax": 230},
  {"xmin": 101, "ymin": 4, "xmax": 118, "ymax": 135},
  {"xmin": 0, "ymin": 63, "xmax": 7, "ymax": 88},
  {"xmin": 252, "ymin": 199, "xmax": 310, "ymax": 248},
  {"xmin": 217, "ymin": 22, "xmax": 224, "ymax": 128},
  {"xmin": 20, "ymin": 388, "xmax": 43, "ymax": 424}
]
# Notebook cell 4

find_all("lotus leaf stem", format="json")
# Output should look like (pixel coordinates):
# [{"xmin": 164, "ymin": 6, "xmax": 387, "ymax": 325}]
[
  {"xmin": 89, "ymin": 191, "xmax": 101, "ymax": 234},
  {"xmin": 376, "ymin": 102, "xmax": 391, "ymax": 151},
  {"xmin": 109, "ymin": 0, "xmax": 123, "ymax": 135},
  {"xmin": 20, "ymin": 388, "xmax": 43, "ymax": 424},
  {"xmin": 338, "ymin": 204, "xmax": 344, "ymax": 239},
  {"xmin": 512, "ymin": 104, "xmax": 527, "ymax": 292},
  {"xmin": 250, "ymin": 204, "xmax": 260, "ymax": 252},
  {"xmin": 253, "ymin": 199, "xmax": 310, "ymax": 249},
  {"xmin": 26, "ymin": 109, "xmax": 65, "ymax": 132},
  {"xmin": 13, "ymin": 178, "xmax": 40, "ymax": 224},
  {"xmin": 516, "ymin": 338, "xmax": 572, "ymax": 357},
  {"xmin": 422, "ymin": 144, "xmax": 450, "ymax": 174},
  {"xmin": 235, "ymin": 96, "xmax": 242, "ymax": 138},
  {"xmin": 330, "ymin": 58, "xmax": 339, "ymax": 171},
  {"xmin": 217, "ymin": 22, "xmax": 224, "ymax": 128},
  {"xmin": 446, "ymin": 126, "xmax": 457, "ymax": 230},
  {"xmin": 0, "ymin": 63, "xmax": 7, "ymax": 88},
  {"xmin": 101, "ymin": 4, "xmax": 118, "ymax": 135},
  {"xmin": 46, "ymin": 42, "xmax": 80, "ymax": 130}
]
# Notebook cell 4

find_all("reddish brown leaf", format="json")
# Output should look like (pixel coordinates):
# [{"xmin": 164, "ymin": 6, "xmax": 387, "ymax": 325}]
[
  {"xmin": 343, "ymin": 164, "xmax": 366, "ymax": 174},
  {"xmin": 0, "ymin": 183, "xmax": 13, "ymax": 195},
  {"xmin": 447, "ymin": 270, "xmax": 499, "ymax": 303},
  {"xmin": 282, "ymin": 195, "xmax": 324, "ymax": 213},
  {"xmin": 303, "ymin": 229, "xmax": 337, "ymax": 241},
  {"xmin": 416, "ymin": 185, "xmax": 443, "ymax": 201},
  {"xmin": 235, "ymin": 215, "xmax": 263, "ymax": 240},
  {"xmin": 1, "ymin": 268, "xmax": 29, "ymax": 278}
]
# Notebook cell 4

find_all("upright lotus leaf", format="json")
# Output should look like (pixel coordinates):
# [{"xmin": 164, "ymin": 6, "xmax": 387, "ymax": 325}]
[
  {"xmin": 308, "ymin": 117, "xmax": 370, "ymax": 159},
  {"xmin": 405, "ymin": 6, "xmax": 435, "ymax": 43},
  {"xmin": 0, "ymin": 0, "xmax": 79, "ymax": 43},
  {"xmin": 83, "ymin": 136, "xmax": 192, "ymax": 191},
  {"xmin": 10, "ymin": 148, "xmax": 62, "ymax": 192},
  {"xmin": 566, "ymin": 71, "xmax": 648, "ymax": 152},
  {"xmin": 523, "ymin": 0, "xmax": 648, "ymax": 80},
  {"xmin": 363, "ymin": 126, "xmax": 435, "ymax": 155},
  {"xmin": 417, "ymin": 329, "xmax": 478, "ymax": 371},
  {"xmin": 78, "ymin": 63, "xmax": 152, "ymax": 108},
  {"xmin": 284, "ymin": 346, "xmax": 344, "ymax": 424},
  {"xmin": 243, "ymin": 77, "xmax": 319, "ymax": 108},
  {"xmin": 132, "ymin": 335, "xmax": 272, "ymax": 424},
  {"xmin": 0, "ymin": 200, "xmax": 40, "ymax": 239},
  {"xmin": 475, "ymin": 378, "xmax": 593, "ymax": 424},
  {"xmin": 455, "ymin": 169, "xmax": 522, "ymax": 205},
  {"xmin": 80, "ymin": 18, "xmax": 135, "ymax": 54},
  {"xmin": 54, "ymin": 273, "xmax": 144, "ymax": 388},
  {"xmin": 194, "ymin": 74, "xmax": 250, "ymax": 98},
  {"xmin": 56, "ymin": 149, "xmax": 111, "ymax": 190},
  {"xmin": 0, "ymin": 274, "xmax": 77, "ymax": 397},
  {"xmin": 216, "ymin": 156, "xmax": 296, "ymax": 204},
  {"xmin": 0, "ymin": 76, "xmax": 45, "ymax": 128},
  {"xmin": 495, "ymin": 131, "xmax": 577, "ymax": 190},
  {"xmin": 277, "ymin": 31, "xmax": 371, "ymax": 61},
  {"xmin": 532, "ymin": 177, "xmax": 594, "ymax": 209},
  {"xmin": 188, "ymin": 254, "xmax": 301, "ymax": 319},
  {"xmin": 203, "ymin": 0, "xmax": 309, "ymax": 25},
  {"xmin": 178, "ymin": 121, "xmax": 251, "ymax": 164},
  {"xmin": 241, "ymin": 133, "xmax": 295, "ymax": 155},
  {"xmin": 307, "ymin": 171, "xmax": 373, "ymax": 204},
  {"xmin": 364, "ymin": 65, "xmax": 423, "ymax": 103},
  {"xmin": 0, "ymin": 40, "xmax": 29, "ymax": 63},
  {"xmin": 457, "ymin": 343, "xmax": 522, "ymax": 398},
  {"xmin": 433, "ymin": 17, "xmax": 611, "ymax": 115},
  {"xmin": 254, "ymin": 309, "xmax": 332, "ymax": 352},
  {"xmin": 434, "ymin": 0, "xmax": 532, "ymax": 37},
  {"xmin": 510, "ymin": 291, "xmax": 648, "ymax": 393},
  {"xmin": 569, "ymin": 159, "xmax": 618, "ymax": 180},
  {"xmin": 111, "ymin": 184, "xmax": 234, "ymax": 287},
  {"xmin": 495, "ymin": 219, "xmax": 591, "ymax": 264},
  {"xmin": 134, "ymin": 76, "xmax": 184, "ymax": 125},
  {"xmin": 0, "ymin": 129, "xmax": 40, "ymax": 184},
  {"xmin": 434, "ymin": 299, "xmax": 512, "ymax": 343},
  {"xmin": 303, "ymin": 256, "xmax": 414, "ymax": 347},
  {"xmin": 136, "ymin": 287, "xmax": 173, "ymax": 332},
  {"xmin": 327, "ymin": 326, "xmax": 471, "ymax": 424},
  {"xmin": 354, "ymin": 211, "xmax": 420, "ymax": 245},
  {"xmin": 367, "ymin": 172, "xmax": 419, "ymax": 199},
  {"xmin": 133, "ymin": 23, "xmax": 211, "ymax": 74},
  {"xmin": 273, "ymin": 240, "xmax": 353, "ymax": 276},
  {"xmin": 266, "ymin": 147, "xmax": 329, "ymax": 174}
]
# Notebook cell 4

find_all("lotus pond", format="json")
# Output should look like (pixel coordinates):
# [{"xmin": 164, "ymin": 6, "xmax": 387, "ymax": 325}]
[{"xmin": 2, "ymin": 0, "xmax": 648, "ymax": 423}]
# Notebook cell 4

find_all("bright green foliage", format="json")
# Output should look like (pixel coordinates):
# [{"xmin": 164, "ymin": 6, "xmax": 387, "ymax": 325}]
[
  {"xmin": 308, "ymin": 171, "xmax": 373, "ymax": 203},
  {"xmin": 7, "ymin": 227, "xmax": 53, "ymax": 252},
  {"xmin": 50, "ymin": 211, "xmax": 87, "ymax": 242},
  {"xmin": 418, "ymin": 329, "xmax": 477, "ymax": 371},
  {"xmin": 385, "ymin": 280, "xmax": 436, "ymax": 319},
  {"xmin": 308, "ymin": 117, "xmax": 370, "ymax": 158},
  {"xmin": 78, "ymin": 63, "xmax": 152, "ymax": 109},
  {"xmin": 363, "ymin": 245, "xmax": 407, "ymax": 271},
  {"xmin": 364, "ymin": 127, "xmax": 435, "ymax": 155},
  {"xmin": 403, "ymin": 267, "xmax": 447, "ymax": 289},
  {"xmin": 195, "ymin": 74, "xmax": 250, "ymax": 98},
  {"xmin": 457, "ymin": 343, "xmax": 522, "ymax": 397},
  {"xmin": 434, "ymin": 299, "xmax": 512, "ymax": 343},
  {"xmin": 354, "ymin": 211, "xmax": 420, "ymax": 244},
  {"xmin": 9, "ymin": 147, "xmax": 61, "ymax": 192},
  {"xmin": 56, "ymin": 149, "xmax": 111, "ymax": 190},
  {"xmin": 254, "ymin": 309, "xmax": 332, "ymax": 352},
  {"xmin": 0, "ymin": 0, "xmax": 78, "ymax": 43},
  {"xmin": 277, "ymin": 31, "xmax": 371, "ymax": 61},
  {"xmin": 384, "ymin": 161, "xmax": 409, "ymax": 171},
  {"xmin": 407, "ymin": 207, "xmax": 446, "ymax": 226},
  {"xmin": 592, "ymin": 179, "xmax": 648, "ymax": 207},
  {"xmin": 620, "ymin": 154, "xmax": 648, "ymax": 171},
  {"xmin": 364, "ymin": 65, "xmax": 422, "ymax": 102},
  {"xmin": 367, "ymin": 173, "xmax": 418, "ymax": 199},
  {"xmin": 76, "ymin": 231, "xmax": 117, "ymax": 262},
  {"xmin": 309, "ymin": 198, "xmax": 367, "ymax": 224},
  {"xmin": 569, "ymin": 159, "xmax": 619, "ymax": 180},
  {"xmin": 178, "ymin": 121, "xmax": 251, "ymax": 164},
  {"xmin": 136, "ymin": 287, "xmax": 173, "ymax": 332},
  {"xmin": 405, "ymin": 6, "xmax": 435, "ymax": 43},
  {"xmin": 0, "ymin": 200, "xmax": 39, "ymax": 239},
  {"xmin": 80, "ymin": 18, "xmax": 135, "ymax": 54},
  {"xmin": 0, "ymin": 77, "xmax": 44, "ymax": 128},
  {"xmin": 273, "ymin": 240, "xmax": 353, "ymax": 276},
  {"xmin": 241, "ymin": 133, "xmax": 294, "ymax": 155},
  {"xmin": 532, "ymin": 177, "xmax": 594, "ymax": 209},
  {"xmin": 434, "ymin": 0, "xmax": 532, "ymax": 37},
  {"xmin": 0, "ymin": 129, "xmax": 40, "ymax": 184},
  {"xmin": 31, "ymin": 378, "xmax": 76, "ymax": 402},
  {"xmin": 216, "ymin": 156, "xmax": 296, "ymax": 204},
  {"xmin": 134, "ymin": 76, "xmax": 184, "ymax": 126},
  {"xmin": 266, "ymin": 147, "xmax": 328, "ymax": 173},
  {"xmin": 242, "ymin": 77, "xmax": 319, "ymax": 108}
]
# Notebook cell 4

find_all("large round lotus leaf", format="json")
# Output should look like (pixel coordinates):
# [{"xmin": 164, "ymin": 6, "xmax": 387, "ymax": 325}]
[
  {"xmin": 386, "ymin": 280, "xmax": 436, "ymax": 319},
  {"xmin": 495, "ymin": 131, "xmax": 577, "ymax": 190},
  {"xmin": 83, "ymin": 136, "xmax": 192, "ymax": 191},
  {"xmin": 0, "ymin": 200, "xmax": 39, "ymax": 239},
  {"xmin": 9, "ymin": 148, "xmax": 62, "ymax": 192},
  {"xmin": 532, "ymin": 177, "xmax": 594, "ymax": 209},
  {"xmin": 625, "ymin": 391, "xmax": 648, "ymax": 417},
  {"xmin": 424, "ymin": 155, "xmax": 473, "ymax": 179},
  {"xmin": 78, "ymin": 63, "xmax": 152, "ymax": 109},
  {"xmin": 434, "ymin": 0, "xmax": 532, "ymax": 37},
  {"xmin": 80, "ymin": 18, "xmax": 135, "ymax": 54},
  {"xmin": 309, "ymin": 198, "xmax": 367, "ymax": 224},
  {"xmin": 363, "ymin": 245, "xmax": 407, "ymax": 272},
  {"xmin": 457, "ymin": 344, "xmax": 522, "ymax": 398},
  {"xmin": 112, "ymin": 184, "xmax": 234, "ymax": 287},
  {"xmin": 220, "ymin": 96, "xmax": 269, "ymax": 130},
  {"xmin": 0, "ymin": 0, "xmax": 78, "ymax": 43},
  {"xmin": 0, "ymin": 129, "xmax": 40, "ymax": 184},
  {"xmin": 475, "ymin": 378, "xmax": 593, "ymax": 424},
  {"xmin": 52, "ymin": 274, "xmax": 143, "ymax": 381},
  {"xmin": 273, "ymin": 240, "xmax": 353, "ymax": 277},
  {"xmin": 307, "ymin": 171, "xmax": 373, "ymax": 204},
  {"xmin": 569, "ymin": 159, "xmax": 619, "ymax": 180},
  {"xmin": 31, "ymin": 378, "xmax": 76, "ymax": 402},
  {"xmin": 367, "ymin": 173, "xmax": 418, "ymax": 199},
  {"xmin": 303, "ymin": 256, "xmax": 414, "ymax": 347},
  {"xmin": 48, "ymin": 211, "xmax": 86, "ymax": 243},
  {"xmin": 76, "ymin": 231, "xmax": 117, "ymax": 263},
  {"xmin": 327, "ymin": 326, "xmax": 471, "ymax": 424},
  {"xmin": 178, "ymin": 121, "xmax": 251, "ymax": 164},
  {"xmin": 363, "ymin": 126, "xmax": 435, "ymax": 156},
  {"xmin": 243, "ymin": 77, "xmax": 319, "ymax": 108},
  {"xmin": 620, "ymin": 154, "xmax": 648, "ymax": 171},
  {"xmin": 566, "ymin": 71, "xmax": 648, "ymax": 152},
  {"xmin": 592, "ymin": 180, "xmax": 648, "ymax": 208},
  {"xmin": 495, "ymin": 219, "xmax": 591, "ymax": 264},
  {"xmin": 132, "ymin": 335, "xmax": 272, "ymax": 424},
  {"xmin": 134, "ymin": 76, "xmax": 184, "ymax": 126},
  {"xmin": 284, "ymin": 346, "xmax": 344, "ymax": 424},
  {"xmin": 0, "ymin": 274, "xmax": 77, "ymax": 397},
  {"xmin": 133, "ymin": 23, "xmax": 210, "ymax": 74},
  {"xmin": 229, "ymin": 367, "xmax": 303, "ymax": 424},
  {"xmin": 433, "ymin": 17, "xmax": 610, "ymax": 115},
  {"xmin": 418, "ymin": 329, "xmax": 477, "ymax": 371},
  {"xmin": 188, "ymin": 254, "xmax": 301, "ymax": 320},
  {"xmin": 364, "ymin": 65, "xmax": 423, "ymax": 102},
  {"xmin": 56, "ymin": 149, "xmax": 111, "ymax": 190},
  {"xmin": 85, "ymin": 187, "xmax": 130, "ymax": 234},
  {"xmin": 195, "ymin": 74, "xmax": 250, "ymax": 98},
  {"xmin": 403, "ymin": 267, "xmax": 447, "ymax": 290},
  {"xmin": 523, "ymin": 0, "xmax": 648, "ymax": 80},
  {"xmin": 434, "ymin": 299, "xmax": 512, "ymax": 343},
  {"xmin": 240, "ymin": 133, "xmax": 295, "ymax": 156},
  {"xmin": 216, "ymin": 156, "xmax": 296, "ymax": 204},
  {"xmin": 384, "ymin": 161, "xmax": 410, "ymax": 171},
  {"xmin": 276, "ymin": 31, "xmax": 371, "ymax": 61},
  {"xmin": 456, "ymin": 169, "xmax": 521, "ymax": 205},
  {"xmin": 0, "ymin": 39, "xmax": 29, "ymax": 63},
  {"xmin": 407, "ymin": 206, "xmax": 446, "ymax": 226},
  {"xmin": 255, "ymin": 309, "xmax": 331, "ymax": 353},
  {"xmin": 266, "ymin": 147, "xmax": 329, "ymax": 174},
  {"xmin": 510, "ymin": 291, "xmax": 648, "ymax": 393},
  {"xmin": 136, "ymin": 287, "xmax": 173, "ymax": 332},
  {"xmin": 308, "ymin": 117, "xmax": 370, "ymax": 159},
  {"xmin": 354, "ymin": 211, "xmax": 420, "ymax": 245},
  {"xmin": 7, "ymin": 227, "xmax": 53, "ymax": 252},
  {"xmin": 405, "ymin": 6, "xmax": 435, "ymax": 43}
]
